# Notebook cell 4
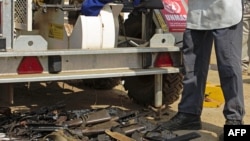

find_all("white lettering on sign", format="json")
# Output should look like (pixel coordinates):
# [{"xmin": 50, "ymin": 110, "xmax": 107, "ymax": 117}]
[
  {"xmin": 165, "ymin": 14, "xmax": 187, "ymax": 21},
  {"xmin": 228, "ymin": 129, "xmax": 247, "ymax": 136}
]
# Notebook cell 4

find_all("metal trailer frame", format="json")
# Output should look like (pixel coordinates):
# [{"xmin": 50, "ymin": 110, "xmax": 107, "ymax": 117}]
[{"xmin": 0, "ymin": 0, "xmax": 182, "ymax": 109}]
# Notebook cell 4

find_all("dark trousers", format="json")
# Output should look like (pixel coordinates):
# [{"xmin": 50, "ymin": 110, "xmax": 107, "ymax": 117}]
[{"xmin": 178, "ymin": 22, "xmax": 245, "ymax": 121}]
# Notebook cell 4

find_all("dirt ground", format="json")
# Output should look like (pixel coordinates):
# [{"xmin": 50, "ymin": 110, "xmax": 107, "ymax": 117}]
[{"xmin": 1, "ymin": 49, "xmax": 250, "ymax": 141}]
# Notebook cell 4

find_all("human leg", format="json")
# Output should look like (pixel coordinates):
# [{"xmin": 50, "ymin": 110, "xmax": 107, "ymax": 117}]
[
  {"xmin": 213, "ymin": 23, "xmax": 245, "ymax": 122},
  {"xmin": 158, "ymin": 29, "xmax": 214, "ymax": 130},
  {"xmin": 178, "ymin": 29, "xmax": 213, "ymax": 115}
]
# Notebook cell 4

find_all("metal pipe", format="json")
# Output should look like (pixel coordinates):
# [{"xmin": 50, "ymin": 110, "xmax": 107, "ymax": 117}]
[{"xmin": 154, "ymin": 74, "xmax": 162, "ymax": 107}]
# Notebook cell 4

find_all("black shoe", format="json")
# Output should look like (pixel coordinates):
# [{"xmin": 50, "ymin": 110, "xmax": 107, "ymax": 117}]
[
  {"xmin": 158, "ymin": 112, "xmax": 202, "ymax": 131},
  {"xmin": 219, "ymin": 120, "xmax": 243, "ymax": 141}
]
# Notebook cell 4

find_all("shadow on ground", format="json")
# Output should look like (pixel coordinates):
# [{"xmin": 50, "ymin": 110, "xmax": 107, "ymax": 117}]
[{"xmin": 0, "ymin": 80, "xmax": 224, "ymax": 141}]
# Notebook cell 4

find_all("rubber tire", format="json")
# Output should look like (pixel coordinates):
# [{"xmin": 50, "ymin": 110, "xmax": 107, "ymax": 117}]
[
  {"xmin": 123, "ymin": 73, "xmax": 183, "ymax": 106},
  {"xmin": 83, "ymin": 78, "xmax": 121, "ymax": 90}
]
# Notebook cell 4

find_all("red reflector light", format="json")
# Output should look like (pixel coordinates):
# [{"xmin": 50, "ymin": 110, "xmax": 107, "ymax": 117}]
[
  {"xmin": 17, "ymin": 56, "xmax": 43, "ymax": 74},
  {"xmin": 154, "ymin": 52, "xmax": 173, "ymax": 67}
]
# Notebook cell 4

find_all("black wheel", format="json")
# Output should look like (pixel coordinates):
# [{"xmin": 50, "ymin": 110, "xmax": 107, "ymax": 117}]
[
  {"xmin": 123, "ymin": 73, "xmax": 183, "ymax": 106},
  {"xmin": 83, "ymin": 78, "xmax": 121, "ymax": 90}
]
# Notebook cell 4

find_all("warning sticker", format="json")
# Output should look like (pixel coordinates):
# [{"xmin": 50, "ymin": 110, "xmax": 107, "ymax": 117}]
[{"xmin": 48, "ymin": 23, "xmax": 64, "ymax": 40}]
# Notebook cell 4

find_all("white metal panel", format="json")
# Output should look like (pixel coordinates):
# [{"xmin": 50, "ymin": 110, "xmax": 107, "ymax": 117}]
[
  {"xmin": 0, "ymin": 47, "xmax": 181, "ymax": 83},
  {"xmin": 13, "ymin": 35, "xmax": 47, "ymax": 51},
  {"xmin": 150, "ymin": 33, "xmax": 175, "ymax": 47},
  {"xmin": 2, "ymin": 0, "xmax": 14, "ymax": 50},
  {"xmin": 109, "ymin": 4, "xmax": 123, "ymax": 47},
  {"xmin": 0, "ymin": 47, "xmax": 180, "ymax": 57},
  {"xmin": 100, "ymin": 4, "xmax": 115, "ymax": 48},
  {"xmin": 0, "ymin": 67, "xmax": 180, "ymax": 83}
]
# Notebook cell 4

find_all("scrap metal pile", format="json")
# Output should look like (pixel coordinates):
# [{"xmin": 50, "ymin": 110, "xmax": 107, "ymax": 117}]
[{"xmin": 0, "ymin": 103, "xmax": 200, "ymax": 141}]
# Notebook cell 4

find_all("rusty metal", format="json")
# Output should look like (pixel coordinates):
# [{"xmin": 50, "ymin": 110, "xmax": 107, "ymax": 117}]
[
  {"xmin": 84, "ymin": 109, "xmax": 112, "ymax": 125},
  {"xmin": 0, "ymin": 104, "xmax": 201, "ymax": 141},
  {"xmin": 81, "ymin": 120, "xmax": 120, "ymax": 136},
  {"xmin": 122, "ymin": 124, "xmax": 146, "ymax": 135},
  {"xmin": 105, "ymin": 129, "xmax": 136, "ymax": 141}
]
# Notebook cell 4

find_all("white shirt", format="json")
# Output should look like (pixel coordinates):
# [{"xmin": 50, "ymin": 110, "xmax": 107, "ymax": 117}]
[{"xmin": 187, "ymin": 0, "xmax": 243, "ymax": 30}]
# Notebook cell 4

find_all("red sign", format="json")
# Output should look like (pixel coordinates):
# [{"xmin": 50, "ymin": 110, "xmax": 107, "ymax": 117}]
[{"xmin": 160, "ymin": 0, "xmax": 187, "ymax": 32}]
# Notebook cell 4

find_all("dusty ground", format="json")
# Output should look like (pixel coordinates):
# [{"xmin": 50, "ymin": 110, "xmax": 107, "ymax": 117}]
[{"xmin": 1, "ymin": 49, "xmax": 250, "ymax": 141}]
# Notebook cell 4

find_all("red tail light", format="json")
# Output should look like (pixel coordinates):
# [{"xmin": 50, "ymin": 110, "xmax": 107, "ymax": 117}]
[
  {"xmin": 17, "ymin": 56, "xmax": 43, "ymax": 74},
  {"xmin": 154, "ymin": 52, "xmax": 173, "ymax": 67}
]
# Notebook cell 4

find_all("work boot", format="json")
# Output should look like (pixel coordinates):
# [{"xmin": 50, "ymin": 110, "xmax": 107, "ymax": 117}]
[
  {"xmin": 219, "ymin": 120, "xmax": 243, "ymax": 141},
  {"xmin": 157, "ymin": 112, "xmax": 202, "ymax": 131}
]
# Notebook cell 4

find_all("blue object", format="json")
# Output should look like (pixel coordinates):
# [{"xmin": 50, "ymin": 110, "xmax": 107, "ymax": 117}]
[
  {"xmin": 81, "ymin": 0, "xmax": 113, "ymax": 16},
  {"xmin": 133, "ymin": 0, "xmax": 141, "ymax": 6}
]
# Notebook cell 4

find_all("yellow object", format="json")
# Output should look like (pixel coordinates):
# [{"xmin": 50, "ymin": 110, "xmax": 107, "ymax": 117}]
[{"xmin": 203, "ymin": 83, "xmax": 225, "ymax": 108}]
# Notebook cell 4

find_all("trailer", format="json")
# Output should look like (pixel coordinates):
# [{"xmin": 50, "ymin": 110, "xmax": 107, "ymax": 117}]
[{"xmin": 0, "ymin": 0, "xmax": 186, "ymax": 110}]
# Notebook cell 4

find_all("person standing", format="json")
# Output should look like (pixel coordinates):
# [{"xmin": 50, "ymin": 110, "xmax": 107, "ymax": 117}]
[
  {"xmin": 157, "ymin": 0, "xmax": 245, "ymax": 141},
  {"xmin": 242, "ymin": 0, "xmax": 250, "ymax": 75}
]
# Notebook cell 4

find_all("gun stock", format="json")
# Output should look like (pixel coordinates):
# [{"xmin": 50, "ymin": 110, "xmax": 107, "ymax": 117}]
[
  {"xmin": 82, "ymin": 120, "xmax": 120, "ymax": 136},
  {"xmin": 85, "ymin": 109, "xmax": 112, "ymax": 125}
]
